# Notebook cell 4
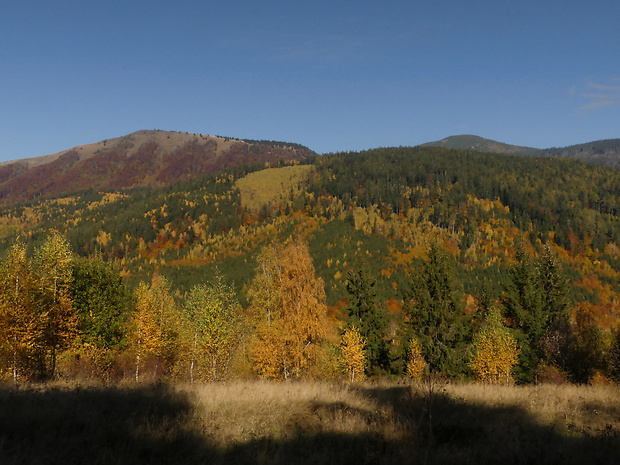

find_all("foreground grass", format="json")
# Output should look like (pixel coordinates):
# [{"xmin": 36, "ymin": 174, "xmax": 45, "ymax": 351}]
[{"xmin": 0, "ymin": 380, "xmax": 618, "ymax": 464}]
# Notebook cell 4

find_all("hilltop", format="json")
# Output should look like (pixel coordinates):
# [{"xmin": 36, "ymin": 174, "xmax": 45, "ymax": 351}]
[
  {"xmin": 421, "ymin": 134, "xmax": 620, "ymax": 167},
  {"xmin": 420, "ymin": 134, "xmax": 541, "ymax": 157},
  {"xmin": 0, "ymin": 130, "xmax": 314, "ymax": 205}
]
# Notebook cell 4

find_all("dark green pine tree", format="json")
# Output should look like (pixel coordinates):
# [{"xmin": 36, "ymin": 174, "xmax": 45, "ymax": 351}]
[
  {"xmin": 536, "ymin": 243, "xmax": 570, "ymax": 323},
  {"xmin": 503, "ymin": 243, "xmax": 572, "ymax": 383},
  {"xmin": 345, "ymin": 262, "xmax": 389, "ymax": 376},
  {"xmin": 404, "ymin": 243, "xmax": 469, "ymax": 378},
  {"xmin": 502, "ymin": 245, "xmax": 545, "ymax": 382}
]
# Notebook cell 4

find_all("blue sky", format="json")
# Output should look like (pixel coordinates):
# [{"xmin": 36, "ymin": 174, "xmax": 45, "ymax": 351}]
[{"xmin": 1, "ymin": 0, "xmax": 619, "ymax": 161}]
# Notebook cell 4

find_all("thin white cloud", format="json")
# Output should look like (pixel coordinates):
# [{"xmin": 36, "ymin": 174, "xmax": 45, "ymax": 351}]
[{"xmin": 575, "ymin": 79, "xmax": 620, "ymax": 113}]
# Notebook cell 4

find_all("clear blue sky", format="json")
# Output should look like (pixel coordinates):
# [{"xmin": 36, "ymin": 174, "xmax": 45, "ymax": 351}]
[{"xmin": 1, "ymin": 0, "xmax": 619, "ymax": 161}]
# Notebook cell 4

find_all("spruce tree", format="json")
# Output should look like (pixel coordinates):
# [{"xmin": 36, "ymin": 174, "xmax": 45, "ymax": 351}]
[
  {"xmin": 404, "ymin": 243, "xmax": 469, "ymax": 378},
  {"xmin": 345, "ymin": 262, "xmax": 389, "ymax": 376}
]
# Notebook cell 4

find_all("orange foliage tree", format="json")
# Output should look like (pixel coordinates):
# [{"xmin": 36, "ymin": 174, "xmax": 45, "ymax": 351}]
[{"xmin": 249, "ymin": 239, "xmax": 328, "ymax": 379}]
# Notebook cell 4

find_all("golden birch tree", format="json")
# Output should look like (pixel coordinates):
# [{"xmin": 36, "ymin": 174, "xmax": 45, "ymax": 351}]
[
  {"xmin": 470, "ymin": 307, "xmax": 520, "ymax": 383},
  {"xmin": 183, "ymin": 271, "xmax": 240, "ymax": 382},
  {"xmin": 0, "ymin": 240, "xmax": 38, "ymax": 382},
  {"xmin": 340, "ymin": 326, "xmax": 366, "ymax": 382},
  {"xmin": 132, "ymin": 275, "xmax": 178, "ymax": 382},
  {"xmin": 34, "ymin": 231, "xmax": 77, "ymax": 378},
  {"xmin": 249, "ymin": 239, "xmax": 328, "ymax": 380},
  {"xmin": 406, "ymin": 337, "xmax": 426, "ymax": 380}
]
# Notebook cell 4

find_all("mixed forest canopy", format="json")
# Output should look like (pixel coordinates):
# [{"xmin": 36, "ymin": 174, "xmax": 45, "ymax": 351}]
[{"xmin": 0, "ymin": 143, "xmax": 619, "ymax": 384}]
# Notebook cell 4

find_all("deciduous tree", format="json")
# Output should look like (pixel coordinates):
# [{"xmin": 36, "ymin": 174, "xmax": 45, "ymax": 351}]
[
  {"xmin": 249, "ymin": 239, "xmax": 328, "ymax": 379},
  {"xmin": 0, "ymin": 240, "xmax": 37, "ymax": 382},
  {"xmin": 406, "ymin": 338, "xmax": 426, "ymax": 380},
  {"xmin": 339, "ymin": 326, "xmax": 366, "ymax": 382},
  {"xmin": 470, "ymin": 307, "xmax": 519, "ymax": 383},
  {"xmin": 183, "ymin": 271, "xmax": 240, "ymax": 382},
  {"xmin": 132, "ymin": 275, "xmax": 178, "ymax": 382},
  {"xmin": 34, "ymin": 231, "xmax": 77, "ymax": 378}
]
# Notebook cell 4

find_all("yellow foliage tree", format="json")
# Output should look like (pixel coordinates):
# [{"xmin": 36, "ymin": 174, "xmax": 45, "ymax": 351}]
[
  {"xmin": 34, "ymin": 231, "xmax": 77, "ymax": 378},
  {"xmin": 183, "ymin": 272, "xmax": 241, "ymax": 382},
  {"xmin": 249, "ymin": 239, "xmax": 328, "ymax": 380},
  {"xmin": 470, "ymin": 307, "xmax": 520, "ymax": 383},
  {"xmin": 406, "ymin": 338, "xmax": 426, "ymax": 380},
  {"xmin": 340, "ymin": 326, "xmax": 366, "ymax": 382},
  {"xmin": 132, "ymin": 275, "xmax": 178, "ymax": 382},
  {"xmin": 0, "ymin": 240, "xmax": 38, "ymax": 382}
]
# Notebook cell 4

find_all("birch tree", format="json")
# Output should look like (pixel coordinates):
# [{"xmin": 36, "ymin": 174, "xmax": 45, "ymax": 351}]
[
  {"xmin": 132, "ymin": 275, "xmax": 178, "ymax": 382},
  {"xmin": 183, "ymin": 271, "xmax": 240, "ymax": 382},
  {"xmin": 249, "ymin": 239, "xmax": 328, "ymax": 379},
  {"xmin": 34, "ymin": 231, "xmax": 77, "ymax": 378}
]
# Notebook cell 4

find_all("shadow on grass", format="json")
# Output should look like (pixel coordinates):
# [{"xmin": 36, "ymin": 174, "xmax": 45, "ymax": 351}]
[
  {"xmin": 350, "ymin": 384, "xmax": 620, "ymax": 465},
  {"xmin": 0, "ymin": 383, "xmax": 618, "ymax": 464},
  {"xmin": 0, "ymin": 383, "xmax": 210, "ymax": 465}
]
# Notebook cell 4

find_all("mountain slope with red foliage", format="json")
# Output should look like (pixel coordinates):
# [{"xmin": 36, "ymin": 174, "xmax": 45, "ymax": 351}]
[{"xmin": 0, "ymin": 130, "xmax": 313, "ymax": 204}]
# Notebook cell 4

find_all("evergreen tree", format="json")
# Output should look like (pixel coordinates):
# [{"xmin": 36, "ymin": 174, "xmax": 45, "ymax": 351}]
[
  {"xmin": 503, "ymin": 244, "xmax": 572, "ymax": 383},
  {"xmin": 502, "ymin": 245, "xmax": 544, "ymax": 382},
  {"xmin": 404, "ymin": 243, "xmax": 469, "ymax": 378},
  {"xmin": 345, "ymin": 262, "xmax": 388, "ymax": 375}
]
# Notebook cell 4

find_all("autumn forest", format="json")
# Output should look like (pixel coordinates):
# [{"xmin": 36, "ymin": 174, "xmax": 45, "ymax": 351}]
[{"xmin": 0, "ymin": 135, "xmax": 619, "ymax": 386}]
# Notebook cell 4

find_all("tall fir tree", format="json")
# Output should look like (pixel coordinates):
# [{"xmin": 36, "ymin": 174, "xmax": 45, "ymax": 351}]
[
  {"xmin": 345, "ymin": 262, "xmax": 389, "ymax": 375},
  {"xmin": 503, "ymin": 244, "xmax": 572, "ymax": 383},
  {"xmin": 404, "ymin": 243, "xmax": 469, "ymax": 378}
]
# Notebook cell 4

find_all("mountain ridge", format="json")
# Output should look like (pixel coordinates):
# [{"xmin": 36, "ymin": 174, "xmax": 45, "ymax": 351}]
[{"xmin": 421, "ymin": 134, "xmax": 620, "ymax": 167}]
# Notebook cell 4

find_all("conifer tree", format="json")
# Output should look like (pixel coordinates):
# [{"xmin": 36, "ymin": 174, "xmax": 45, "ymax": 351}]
[
  {"xmin": 503, "ymin": 244, "xmax": 572, "ymax": 382},
  {"xmin": 404, "ymin": 243, "xmax": 468, "ymax": 377},
  {"xmin": 72, "ymin": 256, "xmax": 132, "ymax": 350},
  {"xmin": 345, "ymin": 262, "xmax": 388, "ymax": 375}
]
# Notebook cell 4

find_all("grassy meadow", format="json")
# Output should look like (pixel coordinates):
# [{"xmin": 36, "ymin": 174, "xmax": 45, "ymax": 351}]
[{"xmin": 1, "ymin": 380, "xmax": 619, "ymax": 464}]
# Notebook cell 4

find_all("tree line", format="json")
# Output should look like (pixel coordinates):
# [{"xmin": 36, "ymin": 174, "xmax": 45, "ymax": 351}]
[{"xmin": 1, "ymin": 231, "xmax": 619, "ymax": 385}]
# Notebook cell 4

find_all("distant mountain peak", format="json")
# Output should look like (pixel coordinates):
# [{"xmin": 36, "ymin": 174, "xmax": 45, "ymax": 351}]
[
  {"xmin": 420, "ymin": 135, "xmax": 620, "ymax": 167},
  {"xmin": 420, "ymin": 135, "xmax": 541, "ymax": 156}
]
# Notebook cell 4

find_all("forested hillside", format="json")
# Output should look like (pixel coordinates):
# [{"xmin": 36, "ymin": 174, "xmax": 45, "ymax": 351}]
[{"xmin": 0, "ymin": 146, "xmax": 619, "ymax": 384}]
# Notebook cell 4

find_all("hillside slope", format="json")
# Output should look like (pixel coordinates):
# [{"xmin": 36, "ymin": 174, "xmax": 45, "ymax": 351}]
[
  {"xmin": 0, "ymin": 146, "xmax": 617, "ymax": 331},
  {"xmin": 0, "ymin": 130, "xmax": 314, "ymax": 205}
]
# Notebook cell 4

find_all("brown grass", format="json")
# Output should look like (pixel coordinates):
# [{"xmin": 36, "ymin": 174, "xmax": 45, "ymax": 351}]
[{"xmin": 0, "ymin": 380, "xmax": 618, "ymax": 464}]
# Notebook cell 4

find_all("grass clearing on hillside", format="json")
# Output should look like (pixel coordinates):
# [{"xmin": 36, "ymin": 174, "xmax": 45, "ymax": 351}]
[
  {"xmin": 1, "ymin": 380, "xmax": 618, "ymax": 464},
  {"xmin": 236, "ymin": 165, "xmax": 314, "ymax": 211}
]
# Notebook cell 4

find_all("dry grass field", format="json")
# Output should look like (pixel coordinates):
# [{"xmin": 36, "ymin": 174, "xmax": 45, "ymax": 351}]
[{"xmin": 0, "ymin": 380, "xmax": 618, "ymax": 464}]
